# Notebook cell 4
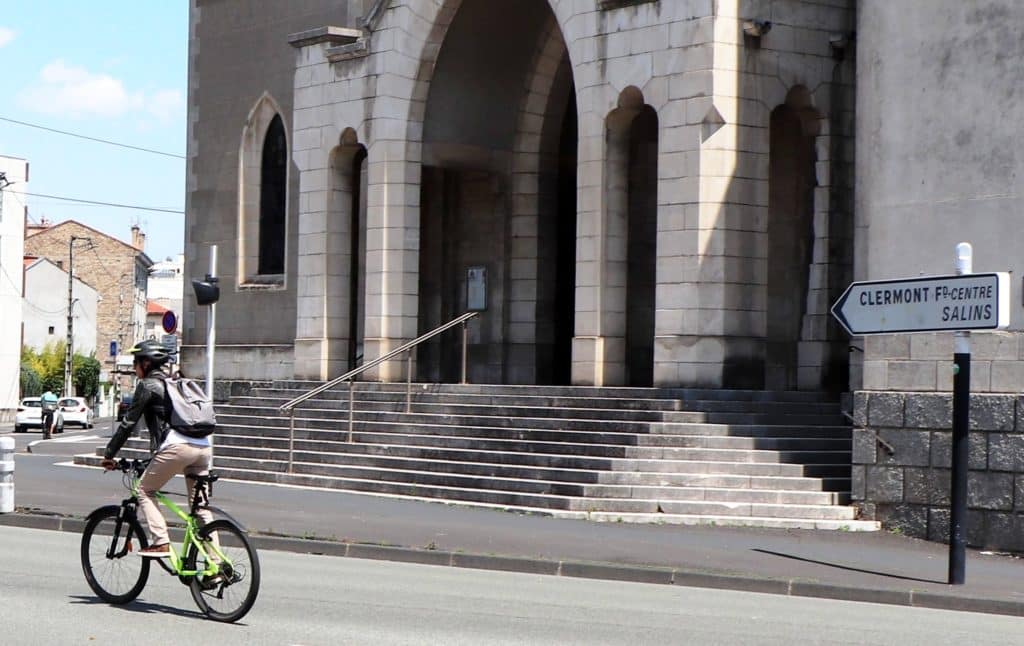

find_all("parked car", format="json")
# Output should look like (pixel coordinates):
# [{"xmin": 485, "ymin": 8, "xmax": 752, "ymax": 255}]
[
  {"xmin": 116, "ymin": 395, "xmax": 133, "ymax": 421},
  {"xmin": 60, "ymin": 397, "xmax": 95, "ymax": 428},
  {"xmin": 14, "ymin": 397, "xmax": 65, "ymax": 433}
]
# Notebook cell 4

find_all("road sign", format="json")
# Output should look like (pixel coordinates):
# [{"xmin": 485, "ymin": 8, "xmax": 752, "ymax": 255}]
[
  {"xmin": 162, "ymin": 310, "xmax": 178, "ymax": 334},
  {"xmin": 162, "ymin": 334, "xmax": 178, "ymax": 354},
  {"xmin": 831, "ymin": 272, "xmax": 1010, "ymax": 335}
]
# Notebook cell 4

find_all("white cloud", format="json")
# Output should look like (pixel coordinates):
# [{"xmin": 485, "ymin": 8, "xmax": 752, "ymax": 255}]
[
  {"xmin": 0, "ymin": 27, "xmax": 15, "ymax": 48},
  {"xmin": 18, "ymin": 60, "xmax": 183, "ymax": 122},
  {"xmin": 146, "ymin": 89, "xmax": 185, "ymax": 122}
]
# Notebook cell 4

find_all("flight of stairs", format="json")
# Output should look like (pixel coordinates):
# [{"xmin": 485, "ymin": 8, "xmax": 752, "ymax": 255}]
[{"xmin": 75, "ymin": 382, "xmax": 878, "ymax": 531}]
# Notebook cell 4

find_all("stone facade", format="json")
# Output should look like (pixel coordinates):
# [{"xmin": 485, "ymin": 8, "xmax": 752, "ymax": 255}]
[
  {"xmin": 22, "ymin": 258, "xmax": 99, "ymax": 356},
  {"xmin": 185, "ymin": 0, "xmax": 856, "ymax": 388},
  {"xmin": 849, "ymin": 1, "xmax": 1024, "ymax": 549},
  {"xmin": 0, "ymin": 156, "xmax": 28, "ymax": 421},
  {"xmin": 24, "ymin": 221, "xmax": 152, "ymax": 372}
]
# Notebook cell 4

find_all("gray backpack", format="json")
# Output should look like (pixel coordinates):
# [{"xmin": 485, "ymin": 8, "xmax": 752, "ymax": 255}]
[{"xmin": 162, "ymin": 376, "xmax": 216, "ymax": 438}]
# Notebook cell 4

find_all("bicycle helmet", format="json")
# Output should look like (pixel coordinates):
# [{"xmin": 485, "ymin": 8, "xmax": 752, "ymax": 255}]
[{"xmin": 128, "ymin": 339, "xmax": 171, "ymax": 367}]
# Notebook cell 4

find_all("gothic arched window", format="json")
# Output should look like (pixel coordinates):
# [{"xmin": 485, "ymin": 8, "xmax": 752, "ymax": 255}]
[{"xmin": 258, "ymin": 114, "xmax": 287, "ymax": 275}]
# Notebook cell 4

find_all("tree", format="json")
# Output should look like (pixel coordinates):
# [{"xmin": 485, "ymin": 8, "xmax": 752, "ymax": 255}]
[
  {"xmin": 22, "ymin": 342, "xmax": 101, "ymax": 398},
  {"xmin": 73, "ymin": 355, "xmax": 101, "ymax": 399},
  {"xmin": 20, "ymin": 362, "xmax": 42, "ymax": 397}
]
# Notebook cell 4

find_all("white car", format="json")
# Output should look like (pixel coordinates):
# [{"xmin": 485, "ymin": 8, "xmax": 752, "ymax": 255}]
[
  {"xmin": 14, "ymin": 397, "xmax": 65, "ymax": 433},
  {"xmin": 60, "ymin": 397, "xmax": 95, "ymax": 429}
]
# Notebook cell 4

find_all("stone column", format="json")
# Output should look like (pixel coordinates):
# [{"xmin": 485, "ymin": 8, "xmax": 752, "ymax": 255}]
[
  {"xmin": 572, "ymin": 102, "xmax": 626, "ymax": 386},
  {"xmin": 361, "ymin": 140, "xmax": 421, "ymax": 382}
]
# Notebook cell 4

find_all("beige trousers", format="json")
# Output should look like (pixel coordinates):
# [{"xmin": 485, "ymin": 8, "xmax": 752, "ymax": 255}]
[{"xmin": 138, "ymin": 443, "xmax": 214, "ymax": 546}]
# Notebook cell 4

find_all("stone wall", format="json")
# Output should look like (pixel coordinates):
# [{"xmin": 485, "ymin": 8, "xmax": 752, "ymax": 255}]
[{"xmin": 852, "ymin": 390, "xmax": 1024, "ymax": 550}]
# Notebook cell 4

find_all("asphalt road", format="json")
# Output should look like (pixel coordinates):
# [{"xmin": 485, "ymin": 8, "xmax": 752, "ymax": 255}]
[{"xmin": 2, "ymin": 525, "xmax": 1023, "ymax": 645}]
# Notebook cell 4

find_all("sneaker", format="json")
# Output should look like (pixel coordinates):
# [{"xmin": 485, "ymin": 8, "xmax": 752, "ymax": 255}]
[{"xmin": 138, "ymin": 544, "xmax": 171, "ymax": 558}]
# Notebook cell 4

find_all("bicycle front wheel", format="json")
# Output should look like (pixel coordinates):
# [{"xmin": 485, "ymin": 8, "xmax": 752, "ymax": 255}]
[
  {"xmin": 187, "ymin": 519, "xmax": 260, "ymax": 623},
  {"xmin": 80, "ymin": 507, "xmax": 151, "ymax": 604}
]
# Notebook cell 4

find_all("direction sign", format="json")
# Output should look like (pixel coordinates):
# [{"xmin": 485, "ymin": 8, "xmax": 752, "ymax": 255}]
[{"xmin": 831, "ymin": 272, "xmax": 1010, "ymax": 335}]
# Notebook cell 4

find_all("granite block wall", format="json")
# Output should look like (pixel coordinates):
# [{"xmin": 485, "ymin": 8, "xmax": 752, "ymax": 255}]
[{"xmin": 852, "ymin": 391, "xmax": 1024, "ymax": 550}]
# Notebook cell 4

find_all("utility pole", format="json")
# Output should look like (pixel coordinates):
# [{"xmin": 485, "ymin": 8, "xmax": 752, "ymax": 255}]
[{"xmin": 64, "ymin": 235, "xmax": 91, "ymax": 396}]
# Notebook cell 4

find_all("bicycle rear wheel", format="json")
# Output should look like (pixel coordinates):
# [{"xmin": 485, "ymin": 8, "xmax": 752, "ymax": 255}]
[
  {"xmin": 187, "ymin": 519, "xmax": 260, "ymax": 622},
  {"xmin": 80, "ymin": 507, "xmax": 151, "ymax": 604}
]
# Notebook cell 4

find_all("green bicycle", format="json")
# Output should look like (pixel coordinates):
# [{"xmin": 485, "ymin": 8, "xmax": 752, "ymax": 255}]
[{"xmin": 80, "ymin": 458, "xmax": 260, "ymax": 622}]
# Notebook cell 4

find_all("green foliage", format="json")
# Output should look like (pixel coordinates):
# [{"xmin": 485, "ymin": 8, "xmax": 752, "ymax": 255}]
[
  {"xmin": 73, "ymin": 355, "xmax": 101, "ymax": 398},
  {"xmin": 21, "ymin": 342, "xmax": 100, "ymax": 398},
  {"xmin": 19, "ymin": 362, "xmax": 42, "ymax": 397}
]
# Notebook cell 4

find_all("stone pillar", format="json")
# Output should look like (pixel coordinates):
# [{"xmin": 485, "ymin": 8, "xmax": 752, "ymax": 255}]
[
  {"xmin": 572, "ymin": 102, "xmax": 625, "ymax": 386},
  {"xmin": 362, "ymin": 147, "xmax": 420, "ymax": 382},
  {"xmin": 294, "ymin": 144, "xmax": 360, "ymax": 380}
]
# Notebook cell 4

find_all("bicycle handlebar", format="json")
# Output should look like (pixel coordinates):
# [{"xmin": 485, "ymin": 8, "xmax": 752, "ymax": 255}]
[{"xmin": 114, "ymin": 457, "xmax": 150, "ymax": 476}]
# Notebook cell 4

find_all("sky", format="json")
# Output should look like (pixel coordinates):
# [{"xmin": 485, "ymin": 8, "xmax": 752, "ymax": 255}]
[{"xmin": 0, "ymin": 1, "xmax": 188, "ymax": 263}]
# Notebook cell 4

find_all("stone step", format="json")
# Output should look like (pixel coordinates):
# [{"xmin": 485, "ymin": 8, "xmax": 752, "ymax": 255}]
[
  {"xmin": 73, "ymin": 452, "xmax": 853, "ymax": 519},
  {"xmin": 251, "ymin": 389, "xmax": 841, "ymax": 414},
  {"xmin": 184, "ymin": 441, "xmax": 849, "ymax": 501},
  {"xmin": 654, "ymin": 500, "xmax": 857, "ymax": 520},
  {"xmin": 214, "ymin": 417, "xmax": 847, "ymax": 456},
  {"xmin": 217, "ymin": 412, "xmax": 850, "ymax": 449},
  {"xmin": 115, "ymin": 435, "xmax": 851, "ymax": 478},
  {"xmin": 220, "ymin": 408, "xmax": 688, "ymax": 434},
  {"xmin": 242, "ymin": 394, "xmax": 843, "ymax": 425},
  {"xmin": 211, "ymin": 422, "xmax": 850, "ymax": 464},
  {"xmin": 599, "ymin": 471, "xmax": 849, "ymax": 491},
  {"xmin": 81, "ymin": 440, "xmax": 847, "ymax": 491},
  {"xmin": 650, "ymin": 424, "xmax": 849, "ymax": 438},
  {"xmin": 268, "ymin": 381, "xmax": 837, "ymax": 403}
]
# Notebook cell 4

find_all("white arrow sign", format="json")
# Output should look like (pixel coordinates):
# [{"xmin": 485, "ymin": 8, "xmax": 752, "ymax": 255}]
[{"xmin": 831, "ymin": 273, "xmax": 1010, "ymax": 335}]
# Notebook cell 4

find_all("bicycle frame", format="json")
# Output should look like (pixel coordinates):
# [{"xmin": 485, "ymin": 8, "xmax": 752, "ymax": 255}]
[{"xmin": 125, "ymin": 473, "xmax": 229, "ymax": 580}]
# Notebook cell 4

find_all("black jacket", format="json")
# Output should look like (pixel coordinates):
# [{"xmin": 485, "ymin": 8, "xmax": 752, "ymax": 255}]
[{"xmin": 103, "ymin": 370, "xmax": 169, "ymax": 459}]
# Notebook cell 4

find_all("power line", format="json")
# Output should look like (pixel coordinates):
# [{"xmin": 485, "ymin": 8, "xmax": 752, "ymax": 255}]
[
  {"xmin": 9, "ymin": 190, "xmax": 183, "ymax": 214},
  {"xmin": 0, "ymin": 115, "xmax": 186, "ymax": 159}
]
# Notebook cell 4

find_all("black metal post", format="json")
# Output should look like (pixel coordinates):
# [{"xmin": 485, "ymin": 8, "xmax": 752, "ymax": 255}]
[{"xmin": 948, "ymin": 350, "xmax": 970, "ymax": 584}]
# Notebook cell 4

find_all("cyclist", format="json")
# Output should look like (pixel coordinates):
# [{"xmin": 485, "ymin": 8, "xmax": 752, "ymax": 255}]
[
  {"xmin": 100, "ymin": 340, "xmax": 213, "ymax": 558},
  {"xmin": 40, "ymin": 389, "xmax": 59, "ymax": 437}
]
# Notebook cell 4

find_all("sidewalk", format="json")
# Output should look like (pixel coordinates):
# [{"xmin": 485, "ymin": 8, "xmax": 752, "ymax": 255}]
[{"xmin": 3, "ymin": 451, "xmax": 1024, "ymax": 616}]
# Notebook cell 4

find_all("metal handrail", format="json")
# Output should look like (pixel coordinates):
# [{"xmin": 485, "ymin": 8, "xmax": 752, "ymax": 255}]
[{"xmin": 278, "ymin": 310, "xmax": 480, "ymax": 472}]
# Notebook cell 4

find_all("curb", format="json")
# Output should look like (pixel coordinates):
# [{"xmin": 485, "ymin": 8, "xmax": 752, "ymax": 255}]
[{"xmin": 2, "ymin": 511, "xmax": 1020, "ymax": 617}]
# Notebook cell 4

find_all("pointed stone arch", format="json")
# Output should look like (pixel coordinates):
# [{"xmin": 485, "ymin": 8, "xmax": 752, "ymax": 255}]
[
  {"xmin": 294, "ymin": 126, "xmax": 368, "ymax": 380},
  {"xmin": 766, "ymin": 85, "xmax": 823, "ymax": 390},
  {"xmin": 600, "ymin": 86, "xmax": 659, "ymax": 386},
  {"xmin": 238, "ymin": 92, "xmax": 289, "ymax": 286}
]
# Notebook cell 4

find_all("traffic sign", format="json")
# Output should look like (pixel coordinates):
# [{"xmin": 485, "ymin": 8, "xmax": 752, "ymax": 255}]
[
  {"xmin": 162, "ymin": 310, "xmax": 178, "ymax": 334},
  {"xmin": 161, "ymin": 334, "xmax": 178, "ymax": 354},
  {"xmin": 831, "ymin": 272, "xmax": 1010, "ymax": 335}
]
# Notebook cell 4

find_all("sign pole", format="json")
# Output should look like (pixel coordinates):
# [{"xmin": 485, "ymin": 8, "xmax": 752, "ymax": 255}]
[
  {"xmin": 206, "ymin": 245, "xmax": 217, "ymax": 464},
  {"xmin": 206, "ymin": 245, "xmax": 217, "ymax": 401},
  {"xmin": 948, "ymin": 242, "xmax": 972, "ymax": 585}
]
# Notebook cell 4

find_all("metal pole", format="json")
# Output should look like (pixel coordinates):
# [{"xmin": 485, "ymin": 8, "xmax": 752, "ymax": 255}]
[
  {"xmin": 348, "ymin": 380, "xmax": 354, "ymax": 443},
  {"xmin": 206, "ymin": 245, "xmax": 218, "ymax": 463},
  {"xmin": 406, "ymin": 349, "xmax": 413, "ymax": 413},
  {"xmin": 461, "ymin": 320, "xmax": 468, "ymax": 384},
  {"xmin": 205, "ymin": 245, "xmax": 218, "ymax": 401},
  {"xmin": 288, "ymin": 408, "xmax": 295, "ymax": 474},
  {"xmin": 64, "ymin": 236, "xmax": 75, "ymax": 396},
  {"xmin": 948, "ymin": 242, "xmax": 972, "ymax": 585}
]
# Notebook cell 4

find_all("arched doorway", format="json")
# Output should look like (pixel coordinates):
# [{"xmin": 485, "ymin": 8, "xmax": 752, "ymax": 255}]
[
  {"xmin": 606, "ymin": 89, "xmax": 659, "ymax": 387},
  {"xmin": 416, "ymin": 0, "xmax": 576, "ymax": 384},
  {"xmin": 766, "ymin": 88, "xmax": 819, "ymax": 390},
  {"xmin": 327, "ymin": 135, "xmax": 367, "ymax": 371}
]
